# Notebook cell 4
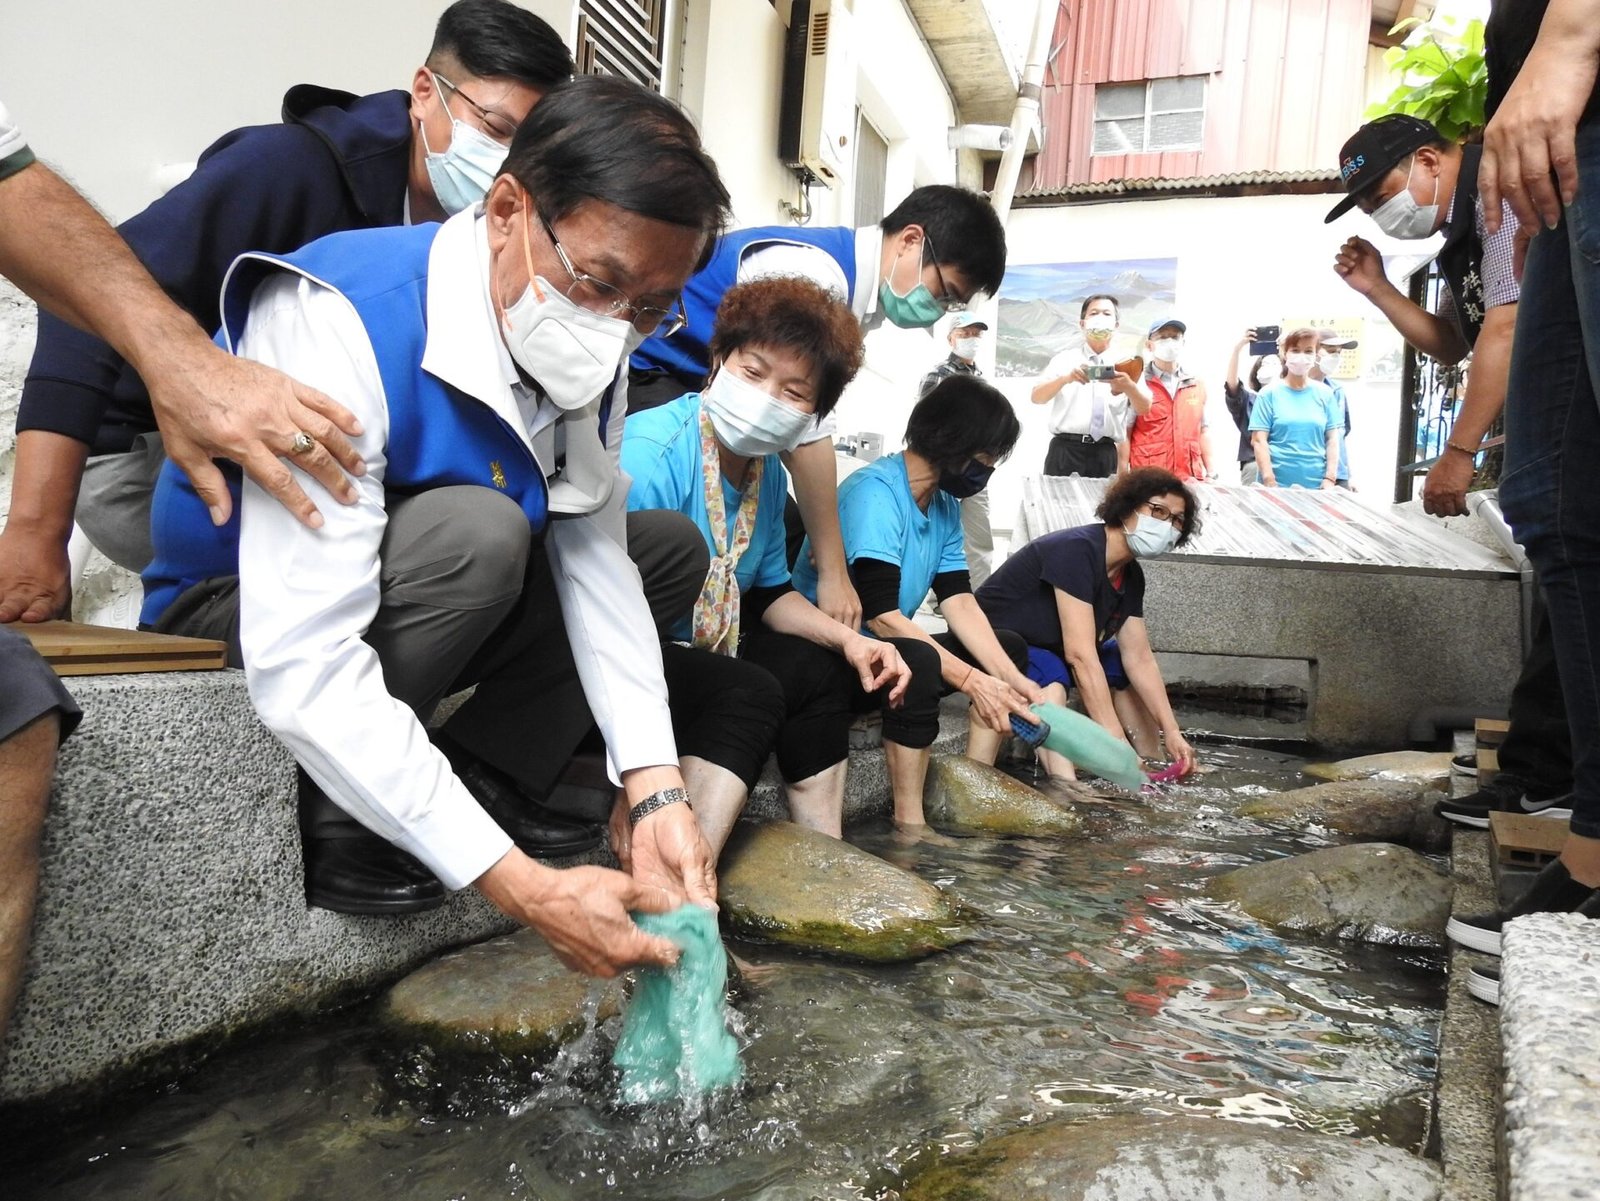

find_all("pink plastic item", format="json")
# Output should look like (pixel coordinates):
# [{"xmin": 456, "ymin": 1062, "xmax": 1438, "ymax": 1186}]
[{"xmin": 1145, "ymin": 762, "xmax": 1189, "ymax": 785}]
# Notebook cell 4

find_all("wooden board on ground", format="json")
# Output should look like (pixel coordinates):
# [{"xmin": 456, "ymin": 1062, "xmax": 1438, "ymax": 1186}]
[
  {"xmin": 1490, "ymin": 810, "xmax": 1569, "ymax": 869},
  {"xmin": 14, "ymin": 621, "xmax": 228, "ymax": 677}
]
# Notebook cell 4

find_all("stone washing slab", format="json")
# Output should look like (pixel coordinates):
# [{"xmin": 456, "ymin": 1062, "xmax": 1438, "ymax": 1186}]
[
  {"xmin": 1, "ymin": 672, "xmax": 971, "ymax": 1108},
  {"xmin": 1500, "ymin": 912, "xmax": 1600, "ymax": 1201}
]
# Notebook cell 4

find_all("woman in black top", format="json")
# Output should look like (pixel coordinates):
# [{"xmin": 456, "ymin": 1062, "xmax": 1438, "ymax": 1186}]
[{"xmin": 976, "ymin": 468, "xmax": 1201, "ymax": 781}]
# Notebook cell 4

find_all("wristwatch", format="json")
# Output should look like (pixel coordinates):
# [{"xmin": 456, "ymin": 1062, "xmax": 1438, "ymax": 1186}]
[{"xmin": 627, "ymin": 786, "xmax": 692, "ymax": 825}]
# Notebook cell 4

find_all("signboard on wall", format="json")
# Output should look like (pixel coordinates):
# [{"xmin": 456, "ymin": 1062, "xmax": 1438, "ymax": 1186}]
[{"xmin": 994, "ymin": 258, "xmax": 1179, "ymax": 378}]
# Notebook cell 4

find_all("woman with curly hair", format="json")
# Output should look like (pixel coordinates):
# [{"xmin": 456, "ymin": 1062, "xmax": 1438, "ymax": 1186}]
[
  {"xmin": 976, "ymin": 467, "xmax": 1200, "ymax": 780},
  {"xmin": 622, "ymin": 277, "xmax": 919, "ymax": 840}
]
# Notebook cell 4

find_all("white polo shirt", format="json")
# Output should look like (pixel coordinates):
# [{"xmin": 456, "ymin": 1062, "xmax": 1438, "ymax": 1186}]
[{"xmin": 1040, "ymin": 347, "xmax": 1132, "ymax": 442}]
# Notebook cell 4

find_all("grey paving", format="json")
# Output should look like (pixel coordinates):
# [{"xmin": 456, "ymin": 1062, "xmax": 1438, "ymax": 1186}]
[{"xmin": 1500, "ymin": 911, "xmax": 1600, "ymax": 1201}]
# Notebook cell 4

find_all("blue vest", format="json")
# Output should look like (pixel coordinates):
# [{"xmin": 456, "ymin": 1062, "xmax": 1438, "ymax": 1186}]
[
  {"xmin": 629, "ymin": 224, "xmax": 859, "ymax": 381},
  {"xmin": 141, "ymin": 222, "xmax": 561, "ymax": 624}
]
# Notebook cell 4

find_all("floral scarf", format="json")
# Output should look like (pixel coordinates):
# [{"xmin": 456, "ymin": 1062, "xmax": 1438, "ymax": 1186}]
[{"xmin": 691, "ymin": 405, "xmax": 764, "ymax": 655}]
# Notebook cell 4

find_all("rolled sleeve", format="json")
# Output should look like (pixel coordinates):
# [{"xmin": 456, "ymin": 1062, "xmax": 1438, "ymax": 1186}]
[
  {"xmin": 0, "ymin": 100, "xmax": 34, "ymax": 181},
  {"xmin": 1476, "ymin": 197, "xmax": 1523, "ymax": 309}
]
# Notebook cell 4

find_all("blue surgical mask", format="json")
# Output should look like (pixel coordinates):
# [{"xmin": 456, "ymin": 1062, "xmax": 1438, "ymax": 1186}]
[
  {"xmin": 420, "ymin": 71, "xmax": 507, "ymax": 215},
  {"xmin": 879, "ymin": 245, "xmax": 945, "ymax": 329},
  {"xmin": 939, "ymin": 458, "xmax": 995, "ymax": 499},
  {"xmin": 1125, "ymin": 513, "xmax": 1179, "ymax": 558}
]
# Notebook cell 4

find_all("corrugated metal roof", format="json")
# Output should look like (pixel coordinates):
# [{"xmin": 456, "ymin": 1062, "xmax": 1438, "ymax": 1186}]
[
  {"xmin": 1015, "ymin": 475, "xmax": 1516, "ymax": 578},
  {"xmin": 1026, "ymin": 0, "xmax": 1372, "ymax": 194},
  {"xmin": 1017, "ymin": 165, "xmax": 1341, "ymax": 201}
]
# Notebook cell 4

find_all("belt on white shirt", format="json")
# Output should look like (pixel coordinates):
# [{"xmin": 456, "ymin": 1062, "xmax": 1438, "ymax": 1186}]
[{"xmin": 1054, "ymin": 432, "xmax": 1115, "ymax": 444}]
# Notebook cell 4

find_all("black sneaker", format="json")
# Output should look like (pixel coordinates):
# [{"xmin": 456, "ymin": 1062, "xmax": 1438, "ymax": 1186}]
[
  {"xmin": 1445, "ymin": 858, "xmax": 1599, "ymax": 955},
  {"xmin": 1466, "ymin": 965, "xmax": 1500, "ymax": 1006},
  {"xmin": 1451, "ymin": 751, "xmax": 1478, "ymax": 777},
  {"xmin": 1433, "ymin": 786, "xmax": 1573, "ymax": 829}
]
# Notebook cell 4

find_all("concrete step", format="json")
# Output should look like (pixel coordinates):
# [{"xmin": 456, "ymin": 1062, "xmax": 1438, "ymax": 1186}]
[{"xmin": 1, "ymin": 669, "xmax": 970, "ymax": 1109}]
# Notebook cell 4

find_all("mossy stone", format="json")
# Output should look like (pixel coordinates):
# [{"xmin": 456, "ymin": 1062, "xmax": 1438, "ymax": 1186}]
[
  {"xmin": 1238, "ymin": 778, "xmax": 1432, "ymax": 844},
  {"xmin": 923, "ymin": 754, "xmax": 1087, "ymax": 838},
  {"xmin": 1303, "ymin": 750, "xmax": 1453, "ymax": 789}
]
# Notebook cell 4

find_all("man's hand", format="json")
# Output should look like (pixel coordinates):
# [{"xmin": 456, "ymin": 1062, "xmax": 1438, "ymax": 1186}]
[
  {"xmin": 1333, "ymin": 236, "xmax": 1387, "ymax": 296},
  {"xmin": 0, "ymin": 527, "xmax": 71, "ymax": 623},
  {"xmin": 816, "ymin": 570, "xmax": 863, "ymax": 631},
  {"xmin": 475, "ymin": 849, "xmax": 681, "ymax": 977},
  {"xmin": 149, "ymin": 342, "xmax": 367, "ymax": 528},
  {"xmin": 962, "ymin": 669, "xmax": 1037, "ymax": 734},
  {"xmin": 1260, "ymin": 472, "xmax": 1278, "ymax": 488},
  {"xmin": 629, "ymin": 800, "xmax": 717, "ymax": 911},
  {"xmin": 1481, "ymin": 35, "xmax": 1599, "ymax": 234},
  {"xmin": 1423, "ymin": 451, "xmax": 1476, "ymax": 517},
  {"xmin": 1068, "ymin": 366, "xmax": 1090, "ymax": 386},
  {"xmin": 842, "ymin": 635, "xmax": 911, "ymax": 706},
  {"xmin": 1109, "ymin": 371, "xmax": 1139, "ymax": 396}
]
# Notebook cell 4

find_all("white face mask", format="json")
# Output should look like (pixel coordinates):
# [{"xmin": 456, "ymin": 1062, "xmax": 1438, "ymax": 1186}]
[
  {"xmin": 952, "ymin": 335, "xmax": 980, "ymax": 362},
  {"xmin": 1371, "ymin": 157, "xmax": 1440, "ymax": 240},
  {"xmin": 420, "ymin": 72, "xmax": 507, "ymax": 215},
  {"xmin": 1125, "ymin": 513, "xmax": 1179, "ymax": 558},
  {"xmin": 1284, "ymin": 351, "xmax": 1316, "ymax": 377},
  {"xmin": 500, "ymin": 208, "xmax": 633, "ymax": 411},
  {"xmin": 1083, "ymin": 315, "xmax": 1117, "ymax": 338},
  {"xmin": 703, "ymin": 366, "xmax": 814, "ymax": 457},
  {"xmin": 1151, "ymin": 337, "xmax": 1182, "ymax": 363},
  {"xmin": 1317, "ymin": 351, "xmax": 1341, "ymax": 376}
]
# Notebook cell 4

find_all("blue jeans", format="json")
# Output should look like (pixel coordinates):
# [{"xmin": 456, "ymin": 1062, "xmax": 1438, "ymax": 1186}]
[{"xmin": 1500, "ymin": 122, "xmax": 1600, "ymax": 839}]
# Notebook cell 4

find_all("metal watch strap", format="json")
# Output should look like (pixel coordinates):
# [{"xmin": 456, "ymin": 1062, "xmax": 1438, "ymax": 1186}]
[{"xmin": 628, "ymin": 786, "xmax": 691, "ymax": 825}]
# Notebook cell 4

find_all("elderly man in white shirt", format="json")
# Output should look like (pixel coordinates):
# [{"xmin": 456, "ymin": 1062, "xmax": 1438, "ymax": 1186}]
[
  {"xmin": 141, "ymin": 76, "xmax": 732, "ymax": 978},
  {"xmin": 1030, "ymin": 293, "xmax": 1151, "ymax": 477}
]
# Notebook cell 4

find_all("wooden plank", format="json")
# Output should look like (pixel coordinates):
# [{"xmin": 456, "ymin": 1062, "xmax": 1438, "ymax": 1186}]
[
  {"xmin": 1475, "ymin": 718, "xmax": 1511, "ymax": 747},
  {"xmin": 1490, "ymin": 811, "xmax": 1569, "ymax": 870},
  {"xmin": 12, "ymin": 621, "xmax": 227, "ymax": 677}
]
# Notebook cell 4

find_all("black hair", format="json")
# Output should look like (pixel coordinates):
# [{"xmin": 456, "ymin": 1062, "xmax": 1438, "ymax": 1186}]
[
  {"xmin": 502, "ymin": 75, "xmax": 731, "ymax": 269},
  {"xmin": 1080, "ymin": 293, "xmax": 1119, "ymax": 320},
  {"xmin": 428, "ymin": 0, "xmax": 574, "ymax": 88},
  {"xmin": 1096, "ymin": 467, "xmax": 1202, "ymax": 547},
  {"xmin": 881, "ymin": 185, "xmax": 1007, "ymax": 297},
  {"xmin": 904, "ymin": 376, "xmax": 1021, "ymax": 470}
]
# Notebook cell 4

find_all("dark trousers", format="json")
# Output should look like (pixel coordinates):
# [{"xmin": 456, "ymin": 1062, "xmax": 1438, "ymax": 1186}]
[
  {"xmin": 931, "ymin": 626, "xmax": 1029, "ymax": 682},
  {"xmin": 1496, "ymin": 583, "xmax": 1573, "ymax": 798},
  {"xmin": 740, "ymin": 629, "xmax": 945, "ymax": 781},
  {"xmin": 660, "ymin": 643, "xmax": 786, "ymax": 789},
  {"xmin": 627, "ymin": 367, "xmax": 701, "ymax": 415},
  {"xmin": 1045, "ymin": 434, "xmax": 1118, "ymax": 477}
]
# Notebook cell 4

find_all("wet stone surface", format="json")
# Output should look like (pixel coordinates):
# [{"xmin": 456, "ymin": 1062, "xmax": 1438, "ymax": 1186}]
[
  {"xmin": 1303, "ymin": 750, "xmax": 1453, "ymax": 789},
  {"xmin": 1236, "ymin": 778, "xmax": 1436, "ymax": 847},
  {"xmin": 923, "ymin": 754, "xmax": 1088, "ymax": 838}
]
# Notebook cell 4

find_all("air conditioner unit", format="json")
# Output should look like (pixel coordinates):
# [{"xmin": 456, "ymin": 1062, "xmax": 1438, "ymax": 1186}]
[{"xmin": 777, "ymin": 0, "xmax": 856, "ymax": 189}]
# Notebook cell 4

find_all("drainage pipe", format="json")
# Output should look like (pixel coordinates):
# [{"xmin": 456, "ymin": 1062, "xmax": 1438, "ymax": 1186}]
[{"xmin": 989, "ymin": 0, "xmax": 1059, "ymax": 224}]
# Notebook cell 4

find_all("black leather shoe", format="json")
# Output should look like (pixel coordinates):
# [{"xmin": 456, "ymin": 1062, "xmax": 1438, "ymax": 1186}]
[
  {"xmin": 303, "ymin": 830, "xmax": 448, "ymax": 914},
  {"xmin": 433, "ymin": 734, "xmax": 606, "ymax": 858}
]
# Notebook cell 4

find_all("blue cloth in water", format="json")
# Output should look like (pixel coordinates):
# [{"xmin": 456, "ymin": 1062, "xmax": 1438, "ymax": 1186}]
[{"xmin": 613, "ymin": 905, "xmax": 742, "ymax": 1102}]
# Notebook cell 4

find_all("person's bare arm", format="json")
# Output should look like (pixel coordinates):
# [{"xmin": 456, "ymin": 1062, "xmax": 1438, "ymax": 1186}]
[
  {"xmin": 1251, "ymin": 430, "xmax": 1276, "ymax": 486},
  {"xmin": 1480, "ymin": 0, "xmax": 1600, "ymax": 232},
  {"xmin": 1113, "ymin": 372, "xmax": 1152, "ymax": 415},
  {"xmin": 1056, "ymin": 590, "xmax": 1124, "ymax": 738},
  {"xmin": 783, "ymin": 438, "xmax": 861, "ymax": 629},
  {"xmin": 0, "ymin": 432, "xmax": 85, "ymax": 622},
  {"xmin": 1031, "ymin": 365, "xmax": 1081, "ymax": 405},
  {"xmin": 1116, "ymin": 617, "xmax": 1195, "ymax": 772},
  {"xmin": 1424, "ymin": 302, "xmax": 1517, "ymax": 516},
  {"xmin": 1322, "ymin": 428, "xmax": 1339, "ymax": 490},
  {"xmin": 1334, "ymin": 235, "xmax": 1471, "ymax": 364},
  {"xmin": 0, "ymin": 158, "xmax": 364, "ymax": 528}
]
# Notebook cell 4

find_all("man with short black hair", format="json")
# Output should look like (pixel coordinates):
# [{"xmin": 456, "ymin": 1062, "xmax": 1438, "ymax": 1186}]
[
  {"xmin": 629, "ymin": 183, "xmax": 1010, "ymax": 629},
  {"xmin": 1031, "ymin": 294, "xmax": 1151, "ymax": 477},
  {"xmin": 0, "ymin": 0, "xmax": 574, "ymax": 622}
]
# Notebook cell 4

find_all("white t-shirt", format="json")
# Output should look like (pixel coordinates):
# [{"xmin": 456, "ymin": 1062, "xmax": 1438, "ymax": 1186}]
[
  {"xmin": 1040, "ymin": 347, "xmax": 1131, "ymax": 442},
  {"xmin": 0, "ymin": 100, "xmax": 30, "ymax": 172}
]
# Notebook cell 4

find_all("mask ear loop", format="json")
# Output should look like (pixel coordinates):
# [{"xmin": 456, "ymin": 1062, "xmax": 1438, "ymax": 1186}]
[{"xmin": 519, "ymin": 189, "xmax": 548, "ymax": 303}]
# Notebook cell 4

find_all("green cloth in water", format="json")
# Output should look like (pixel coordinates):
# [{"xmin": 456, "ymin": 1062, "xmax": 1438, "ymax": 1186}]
[
  {"xmin": 613, "ymin": 905, "xmax": 742, "ymax": 1103},
  {"xmin": 1030, "ymin": 701, "xmax": 1146, "ymax": 789}
]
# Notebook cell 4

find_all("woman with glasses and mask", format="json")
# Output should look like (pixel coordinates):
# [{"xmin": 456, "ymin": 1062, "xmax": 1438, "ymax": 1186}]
[
  {"xmin": 792, "ymin": 376, "xmax": 1046, "ymax": 827},
  {"xmin": 622, "ymin": 278, "xmax": 919, "ymax": 842},
  {"xmin": 976, "ymin": 468, "xmax": 1200, "ymax": 781},
  {"xmin": 1247, "ymin": 326, "xmax": 1342, "ymax": 490}
]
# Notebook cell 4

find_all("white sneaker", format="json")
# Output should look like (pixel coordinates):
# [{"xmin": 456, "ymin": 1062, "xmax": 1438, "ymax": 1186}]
[{"xmin": 1466, "ymin": 965, "xmax": 1499, "ymax": 1006}]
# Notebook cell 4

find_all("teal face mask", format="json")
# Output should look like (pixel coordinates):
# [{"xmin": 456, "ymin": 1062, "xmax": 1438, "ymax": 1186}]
[{"xmin": 878, "ymin": 243, "xmax": 946, "ymax": 329}]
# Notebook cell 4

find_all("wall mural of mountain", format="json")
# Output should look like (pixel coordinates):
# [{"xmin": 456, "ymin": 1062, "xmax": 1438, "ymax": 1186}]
[{"xmin": 996, "ymin": 257, "xmax": 1179, "ymax": 378}]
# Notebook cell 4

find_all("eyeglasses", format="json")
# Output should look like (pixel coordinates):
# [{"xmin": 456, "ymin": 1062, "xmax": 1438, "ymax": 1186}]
[
  {"xmin": 1142, "ymin": 500, "xmax": 1186, "ymax": 530},
  {"xmin": 538, "ymin": 209, "xmax": 688, "ymax": 336},
  {"xmin": 433, "ymin": 72, "xmax": 518, "ymax": 143},
  {"xmin": 922, "ymin": 233, "xmax": 966, "ymax": 313}
]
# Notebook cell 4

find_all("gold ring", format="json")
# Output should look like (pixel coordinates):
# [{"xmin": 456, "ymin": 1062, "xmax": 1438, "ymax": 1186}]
[{"xmin": 289, "ymin": 431, "xmax": 315, "ymax": 456}]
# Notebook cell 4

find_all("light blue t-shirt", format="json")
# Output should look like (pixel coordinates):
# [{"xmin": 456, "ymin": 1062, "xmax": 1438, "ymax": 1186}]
[
  {"xmin": 1330, "ymin": 381, "xmax": 1350, "ymax": 482},
  {"xmin": 1248, "ymin": 379, "xmax": 1340, "ymax": 489},
  {"xmin": 793, "ymin": 452, "xmax": 968, "ymax": 625},
  {"xmin": 622, "ymin": 393, "xmax": 791, "ymax": 642}
]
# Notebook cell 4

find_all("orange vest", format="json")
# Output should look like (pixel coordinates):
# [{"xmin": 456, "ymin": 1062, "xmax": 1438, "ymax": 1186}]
[{"xmin": 1129, "ymin": 372, "xmax": 1208, "ymax": 481}]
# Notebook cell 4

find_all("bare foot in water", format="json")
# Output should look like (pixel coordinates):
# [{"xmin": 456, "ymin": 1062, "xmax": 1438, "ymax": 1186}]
[
  {"xmin": 729, "ymin": 951, "xmax": 783, "ymax": 987},
  {"xmin": 891, "ymin": 822, "xmax": 962, "ymax": 848}
]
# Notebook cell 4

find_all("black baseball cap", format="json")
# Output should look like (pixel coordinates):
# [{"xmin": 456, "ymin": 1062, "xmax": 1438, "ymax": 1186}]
[{"xmin": 1324, "ymin": 114, "xmax": 1442, "ymax": 223}]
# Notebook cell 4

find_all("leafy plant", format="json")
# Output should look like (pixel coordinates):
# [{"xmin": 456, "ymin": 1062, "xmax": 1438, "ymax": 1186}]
[{"xmin": 1365, "ymin": 16, "xmax": 1488, "ymax": 141}]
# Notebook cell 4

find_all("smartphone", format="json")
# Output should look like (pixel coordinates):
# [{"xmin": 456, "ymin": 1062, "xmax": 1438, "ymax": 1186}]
[
  {"xmin": 1084, "ymin": 363, "xmax": 1116, "ymax": 381},
  {"xmin": 1249, "ymin": 324, "xmax": 1281, "ymax": 357}
]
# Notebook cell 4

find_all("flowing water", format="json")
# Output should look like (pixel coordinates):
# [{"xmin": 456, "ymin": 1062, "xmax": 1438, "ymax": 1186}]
[{"xmin": 9, "ymin": 738, "xmax": 1444, "ymax": 1200}]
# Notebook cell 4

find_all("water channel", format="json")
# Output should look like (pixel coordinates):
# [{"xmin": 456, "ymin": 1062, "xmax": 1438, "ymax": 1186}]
[{"xmin": 8, "ymin": 733, "xmax": 1444, "ymax": 1200}]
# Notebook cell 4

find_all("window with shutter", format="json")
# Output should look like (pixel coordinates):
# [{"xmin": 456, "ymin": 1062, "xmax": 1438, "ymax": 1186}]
[{"xmin": 576, "ymin": 0, "xmax": 668, "ymax": 91}]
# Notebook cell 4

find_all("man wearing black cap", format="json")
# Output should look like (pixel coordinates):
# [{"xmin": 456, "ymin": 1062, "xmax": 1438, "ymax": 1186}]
[{"xmin": 1325, "ymin": 113, "xmax": 1520, "ymax": 518}]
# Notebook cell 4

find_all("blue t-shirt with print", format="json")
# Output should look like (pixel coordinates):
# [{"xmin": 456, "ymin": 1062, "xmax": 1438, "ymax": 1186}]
[
  {"xmin": 1248, "ymin": 379, "xmax": 1340, "ymax": 489},
  {"xmin": 622, "ymin": 392, "xmax": 791, "ymax": 642},
  {"xmin": 793, "ymin": 452, "xmax": 968, "ymax": 625}
]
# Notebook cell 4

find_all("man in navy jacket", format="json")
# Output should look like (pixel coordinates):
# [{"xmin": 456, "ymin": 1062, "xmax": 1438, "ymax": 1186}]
[{"xmin": 0, "ymin": 0, "xmax": 572, "ymax": 621}]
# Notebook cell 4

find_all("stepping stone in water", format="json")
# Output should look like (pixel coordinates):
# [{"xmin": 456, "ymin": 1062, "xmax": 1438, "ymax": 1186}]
[
  {"xmin": 1208, "ymin": 842, "xmax": 1454, "ymax": 947},
  {"xmin": 718, "ymin": 821, "xmax": 971, "ymax": 962},
  {"xmin": 1237, "ymin": 778, "xmax": 1433, "ymax": 845},
  {"xmin": 902, "ymin": 1113, "xmax": 1442, "ymax": 1200},
  {"xmin": 1302, "ymin": 749, "xmax": 1453, "ymax": 789},
  {"xmin": 380, "ymin": 929, "xmax": 622, "ymax": 1056},
  {"xmin": 923, "ymin": 754, "xmax": 1086, "ymax": 838}
]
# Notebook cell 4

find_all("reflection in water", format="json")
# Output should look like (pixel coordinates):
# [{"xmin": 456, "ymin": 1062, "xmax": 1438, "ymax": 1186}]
[{"xmin": 9, "ymin": 741, "xmax": 1443, "ymax": 1201}]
